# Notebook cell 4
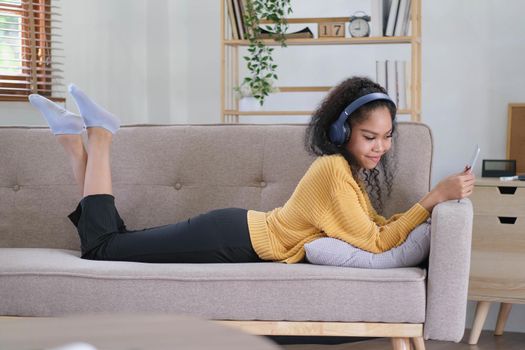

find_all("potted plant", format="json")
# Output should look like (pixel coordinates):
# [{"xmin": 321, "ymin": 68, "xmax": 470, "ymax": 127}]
[
  {"xmin": 234, "ymin": 83, "xmax": 280, "ymax": 111},
  {"xmin": 238, "ymin": 0, "xmax": 292, "ymax": 106}
]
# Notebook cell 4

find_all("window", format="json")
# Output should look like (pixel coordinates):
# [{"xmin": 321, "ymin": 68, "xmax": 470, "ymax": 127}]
[{"xmin": 0, "ymin": 0, "xmax": 63, "ymax": 101}]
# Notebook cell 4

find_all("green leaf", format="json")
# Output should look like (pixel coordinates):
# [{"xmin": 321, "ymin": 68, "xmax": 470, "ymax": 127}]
[{"xmin": 240, "ymin": 0, "xmax": 292, "ymax": 107}]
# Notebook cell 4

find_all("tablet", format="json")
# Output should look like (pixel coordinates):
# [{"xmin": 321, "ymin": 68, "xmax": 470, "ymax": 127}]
[{"xmin": 466, "ymin": 145, "xmax": 480, "ymax": 171}]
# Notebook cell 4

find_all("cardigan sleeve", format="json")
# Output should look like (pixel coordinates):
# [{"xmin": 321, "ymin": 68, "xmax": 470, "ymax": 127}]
[{"xmin": 322, "ymin": 186, "xmax": 430, "ymax": 253}]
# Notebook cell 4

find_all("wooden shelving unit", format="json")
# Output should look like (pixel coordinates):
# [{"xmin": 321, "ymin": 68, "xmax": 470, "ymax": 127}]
[
  {"xmin": 225, "ymin": 36, "xmax": 414, "ymax": 46},
  {"xmin": 220, "ymin": 0, "xmax": 421, "ymax": 123}
]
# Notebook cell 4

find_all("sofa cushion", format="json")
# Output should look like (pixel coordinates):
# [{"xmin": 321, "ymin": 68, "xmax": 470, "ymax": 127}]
[{"xmin": 0, "ymin": 248, "xmax": 426, "ymax": 323}]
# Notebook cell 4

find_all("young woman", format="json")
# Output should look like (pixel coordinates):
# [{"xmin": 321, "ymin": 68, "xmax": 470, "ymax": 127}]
[{"xmin": 29, "ymin": 77, "xmax": 475, "ymax": 264}]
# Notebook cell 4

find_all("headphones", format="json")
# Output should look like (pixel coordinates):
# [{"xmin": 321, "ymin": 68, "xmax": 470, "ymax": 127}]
[{"xmin": 328, "ymin": 92, "xmax": 396, "ymax": 146}]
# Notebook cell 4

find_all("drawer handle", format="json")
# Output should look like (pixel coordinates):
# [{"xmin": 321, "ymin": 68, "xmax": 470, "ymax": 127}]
[
  {"xmin": 498, "ymin": 216, "xmax": 517, "ymax": 224},
  {"xmin": 498, "ymin": 186, "xmax": 517, "ymax": 195}
]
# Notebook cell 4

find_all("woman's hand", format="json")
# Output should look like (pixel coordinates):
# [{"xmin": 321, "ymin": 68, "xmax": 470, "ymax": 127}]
[{"xmin": 419, "ymin": 168, "xmax": 476, "ymax": 212}]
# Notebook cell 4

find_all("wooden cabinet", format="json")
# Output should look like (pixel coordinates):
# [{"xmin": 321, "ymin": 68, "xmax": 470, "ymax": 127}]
[
  {"xmin": 220, "ymin": 0, "xmax": 422, "ymax": 123},
  {"xmin": 468, "ymin": 178, "xmax": 525, "ymax": 344}
]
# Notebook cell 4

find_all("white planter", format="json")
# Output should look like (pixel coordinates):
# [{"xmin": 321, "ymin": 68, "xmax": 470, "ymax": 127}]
[{"xmin": 239, "ymin": 97, "xmax": 262, "ymax": 111}]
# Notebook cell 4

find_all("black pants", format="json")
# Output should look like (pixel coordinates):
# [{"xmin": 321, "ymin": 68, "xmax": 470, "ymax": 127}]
[{"xmin": 68, "ymin": 194, "xmax": 265, "ymax": 263}]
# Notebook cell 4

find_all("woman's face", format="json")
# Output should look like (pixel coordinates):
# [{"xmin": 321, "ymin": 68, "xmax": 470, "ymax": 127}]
[{"xmin": 345, "ymin": 106, "xmax": 393, "ymax": 170}]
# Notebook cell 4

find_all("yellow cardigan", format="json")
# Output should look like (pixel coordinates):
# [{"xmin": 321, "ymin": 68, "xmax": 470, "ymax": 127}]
[{"xmin": 247, "ymin": 154, "xmax": 430, "ymax": 263}]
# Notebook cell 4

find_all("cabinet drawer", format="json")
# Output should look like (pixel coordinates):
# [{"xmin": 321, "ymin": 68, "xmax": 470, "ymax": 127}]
[
  {"xmin": 469, "ymin": 250, "xmax": 525, "ymax": 301},
  {"xmin": 471, "ymin": 186, "xmax": 525, "ymax": 216},
  {"xmin": 472, "ymin": 215, "xmax": 525, "ymax": 252}
]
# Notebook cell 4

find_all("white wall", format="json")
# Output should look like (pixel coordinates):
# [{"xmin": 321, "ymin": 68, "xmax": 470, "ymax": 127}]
[
  {"xmin": 0, "ymin": 0, "xmax": 219, "ymax": 125},
  {"xmin": 423, "ymin": 0, "xmax": 525, "ymax": 333},
  {"xmin": 423, "ymin": 1, "xmax": 525, "ymax": 182},
  {"xmin": 0, "ymin": 0, "xmax": 524, "ymax": 333}
]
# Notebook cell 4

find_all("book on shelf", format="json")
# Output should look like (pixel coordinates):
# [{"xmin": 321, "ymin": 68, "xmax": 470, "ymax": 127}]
[
  {"xmin": 257, "ymin": 26, "xmax": 314, "ymax": 39},
  {"xmin": 376, "ymin": 59, "xmax": 409, "ymax": 110},
  {"xmin": 376, "ymin": 60, "xmax": 387, "ymax": 89},
  {"xmin": 232, "ymin": 0, "xmax": 245, "ymax": 40},
  {"xmin": 238, "ymin": 0, "xmax": 249, "ymax": 36},
  {"xmin": 384, "ymin": 0, "xmax": 399, "ymax": 36},
  {"xmin": 226, "ymin": 0, "xmax": 239, "ymax": 39},
  {"xmin": 370, "ymin": 0, "xmax": 384, "ymax": 37},
  {"xmin": 386, "ymin": 60, "xmax": 397, "ymax": 104},
  {"xmin": 394, "ymin": 0, "xmax": 411, "ymax": 36},
  {"xmin": 227, "ymin": 0, "xmax": 250, "ymax": 40},
  {"xmin": 374, "ymin": 0, "xmax": 404, "ymax": 37},
  {"xmin": 382, "ymin": 0, "xmax": 391, "ymax": 35},
  {"xmin": 396, "ymin": 60, "xmax": 407, "ymax": 109},
  {"xmin": 404, "ymin": 60, "xmax": 411, "ymax": 109}
]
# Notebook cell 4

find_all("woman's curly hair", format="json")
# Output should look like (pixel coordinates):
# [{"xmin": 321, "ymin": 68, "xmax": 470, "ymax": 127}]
[{"xmin": 304, "ymin": 76, "xmax": 398, "ymax": 212}]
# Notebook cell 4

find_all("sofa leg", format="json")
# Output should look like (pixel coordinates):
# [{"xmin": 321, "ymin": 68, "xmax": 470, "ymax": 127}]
[
  {"xmin": 391, "ymin": 337, "xmax": 411, "ymax": 350},
  {"xmin": 411, "ymin": 336, "xmax": 425, "ymax": 350}
]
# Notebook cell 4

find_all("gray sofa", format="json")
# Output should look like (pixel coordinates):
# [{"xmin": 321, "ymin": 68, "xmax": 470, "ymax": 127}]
[{"xmin": 0, "ymin": 123, "xmax": 473, "ymax": 348}]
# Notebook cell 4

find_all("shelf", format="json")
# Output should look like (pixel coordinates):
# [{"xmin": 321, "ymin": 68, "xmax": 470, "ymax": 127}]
[
  {"xmin": 259, "ymin": 17, "xmax": 350, "ymax": 24},
  {"xmin": 224, "ymin": 36, "xmax": 415, "ymax": 46},
  {"xmin": 224, "ymin": 110, "xmax": 313, "ymax": 116},
  {"xmin": 224, "ymin": 109, "xmax": 413, "ymax": 116},
  {"xmin": 278, "ymin": 86, "xmax": 331, "ymax": 92},
  {"xmin": 221, "ymin": 0, "xmax": 422, "ymax": 122}
]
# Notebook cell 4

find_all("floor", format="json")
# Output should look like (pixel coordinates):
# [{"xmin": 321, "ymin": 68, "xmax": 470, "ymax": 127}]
[{"xmin": 271, "ymin": 330, "xmax": 525, "ymax": 350}]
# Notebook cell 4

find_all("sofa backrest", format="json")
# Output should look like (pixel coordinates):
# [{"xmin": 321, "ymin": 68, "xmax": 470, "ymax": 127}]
[{"xmin": 0, "ymin": 122, "xmax": 432, "ymax": 249}]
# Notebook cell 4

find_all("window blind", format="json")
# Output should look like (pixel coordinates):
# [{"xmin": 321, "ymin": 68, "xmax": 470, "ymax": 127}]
[{"xmin": 0, "ymin": 0, "xmax": 63, "ymax": 101}]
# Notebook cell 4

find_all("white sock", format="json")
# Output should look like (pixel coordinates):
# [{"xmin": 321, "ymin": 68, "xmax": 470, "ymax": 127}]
[
  {"xmin": 68, "ymin": 84, "xmax": 121, "ymax": 134},
  {"xmin": 28, "ymin": 94, "xmax": 85, "ymax": 135}
]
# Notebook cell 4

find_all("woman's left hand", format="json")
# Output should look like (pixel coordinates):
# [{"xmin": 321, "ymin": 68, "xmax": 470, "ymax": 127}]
[{"xmin": 419, "ymin": 168, "xmax": 476, "ymax": 211}]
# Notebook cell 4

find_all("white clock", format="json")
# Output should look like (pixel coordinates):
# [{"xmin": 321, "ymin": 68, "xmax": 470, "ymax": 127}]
[{"xmin": 348, "ymin": 11, "xmax": 371, "ymax": 37}]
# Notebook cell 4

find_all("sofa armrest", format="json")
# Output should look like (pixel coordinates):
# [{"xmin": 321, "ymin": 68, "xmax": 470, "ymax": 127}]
[{"xmin": 423, "ymin": 199, "xmax": 473, "ymax": 342}]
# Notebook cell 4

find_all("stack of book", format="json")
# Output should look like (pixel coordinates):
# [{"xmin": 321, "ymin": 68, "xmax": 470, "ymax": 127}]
[
  {"xmin": 226, "ymin": 0, "xmax": 313, "ymax": 40},
  {"xmin": 370, "ymin": 0, "xmax": 412, "ymax": 37},
  {"xmin": 376, "ymin": 60, "xmax": 409, "ymax": 110},
  {"xmin": 226, "ymin": 0, "xmax": 247, "ymax": 40}
]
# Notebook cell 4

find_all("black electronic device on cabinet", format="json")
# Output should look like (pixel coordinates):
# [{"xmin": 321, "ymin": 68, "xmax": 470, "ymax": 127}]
[{"xmin": 482, "ymin": 159, "xmax": 516, "ymax": 177}]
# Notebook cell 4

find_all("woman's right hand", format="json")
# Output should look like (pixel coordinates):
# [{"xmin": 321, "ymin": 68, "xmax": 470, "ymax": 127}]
[{"xmin": 419, "ymin": 169, "xmax": 476, "ymax": 212}]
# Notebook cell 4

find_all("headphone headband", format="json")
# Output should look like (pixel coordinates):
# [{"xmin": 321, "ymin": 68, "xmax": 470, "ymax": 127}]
[{"xmin": 328, "ymin": 92, "xmax": 396, "ymax": 146}]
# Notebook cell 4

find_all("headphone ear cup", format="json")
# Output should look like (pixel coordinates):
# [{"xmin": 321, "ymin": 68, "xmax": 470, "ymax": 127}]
[
  {"xmin": 329, "ymin": 123, "xmax": 343, "ymax": 145},
  {"xmin": 343, "ymin": 123, "xmax": 351, "ymax": 144},
  {"xmin": 329, "ymin": 121, "xmax": 351, "ymax": 146}
]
